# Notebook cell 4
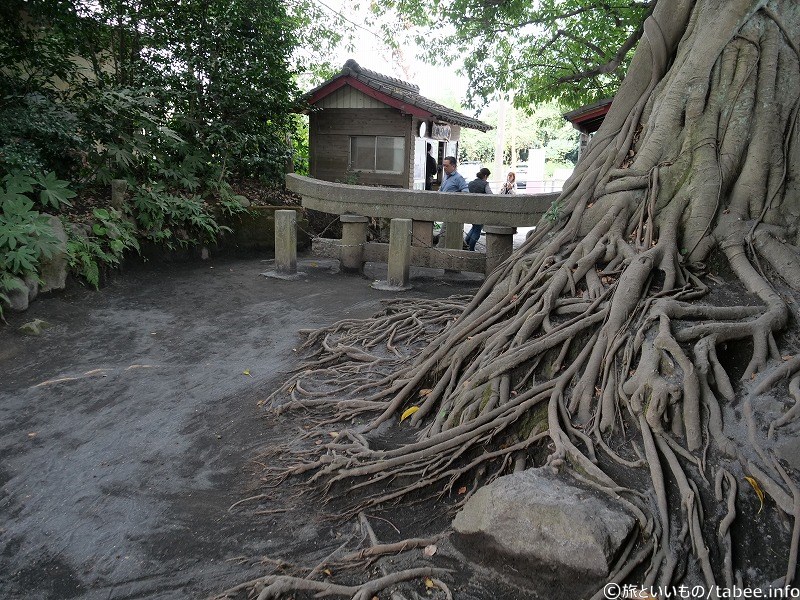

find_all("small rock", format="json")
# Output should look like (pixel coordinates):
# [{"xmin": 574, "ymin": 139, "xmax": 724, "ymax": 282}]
[{"xmin": 18, "ymin": 318, "xmax": 52, "ymax": 336}]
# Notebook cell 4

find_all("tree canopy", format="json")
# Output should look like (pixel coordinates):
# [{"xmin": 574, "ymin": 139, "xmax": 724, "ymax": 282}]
[{"xmin": 373, "ymin": 0, "xmax": 653, "ymax": 110}]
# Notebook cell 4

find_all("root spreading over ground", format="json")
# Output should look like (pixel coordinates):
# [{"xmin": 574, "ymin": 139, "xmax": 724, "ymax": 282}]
[{"xmin": 225, "ymin": 1, "xmax": 800, "ymax": 597}]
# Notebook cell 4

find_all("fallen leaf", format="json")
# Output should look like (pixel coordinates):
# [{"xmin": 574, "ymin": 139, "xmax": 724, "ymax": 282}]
[
  {"xmin": 242, "ymin": 370, "xmax": 251, "ymax": 376},
  {"xmin": 423, "ymin": 544, "xmax": 437, "ymax": 557},
  {"xmin": 27, "ymin": 432, "xmax": 37, "ymax": 438},
  {"xmin": 425, "ymin": 577, "xmax": 436, "ymax": 589},
  {"xmin": 783, "ymin": 355, "xmax": 793, "ymax": 361},
  {"xmin": 745, "ymin": 476, "xmax": 765, "ymax": 514},
  {"xmin": 323, "ymin": 568, "xmax": 332, "ymax": 576},
  {"xmin": 400, "ymin": 406, "xmax": 419, "ymax": 422},
  {"xmin": 329, "ymin": 431, "xmax": 339, "ymax": 438},
  {"xmin": 418, "ymin": 388, "xmax": 432, "ymax": 397},
  {"xmin": 457, "ymin": 486, "xmax": 467, "ymax": 495}
]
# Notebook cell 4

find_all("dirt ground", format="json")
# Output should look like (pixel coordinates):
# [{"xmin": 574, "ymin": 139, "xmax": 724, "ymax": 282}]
[{"xmin": 0, "ymin": 255, "xmax": 493, "ymax": 600}]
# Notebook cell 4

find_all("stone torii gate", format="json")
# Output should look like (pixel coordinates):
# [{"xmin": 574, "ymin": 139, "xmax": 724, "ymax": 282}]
[{"xmin": 277, "ymin": 174, "xmax": 559, "ymax": 289}]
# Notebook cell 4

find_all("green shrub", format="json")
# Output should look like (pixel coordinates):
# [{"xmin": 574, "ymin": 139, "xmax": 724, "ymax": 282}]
[
  {"xmin": 131, "ymin": 183, "xmax": 230, "ymax": 249},
  {"xmin": 0, "ymin": 171, "xmax": 69, "ymax": 317},
  {"xmin": 66, "ymin": 207, "xmax": 140, "ymax": 289}
]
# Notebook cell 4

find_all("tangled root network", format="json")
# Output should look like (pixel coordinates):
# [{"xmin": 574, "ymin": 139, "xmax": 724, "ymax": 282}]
[{"xmin": 253, "ymin": 1, "xmax": 800, "ymax": 597}]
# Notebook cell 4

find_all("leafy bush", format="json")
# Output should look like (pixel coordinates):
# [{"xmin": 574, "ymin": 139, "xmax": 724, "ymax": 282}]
[
  {"xmin": 66, "ymin": 207, "xmax": 140, "ymax": 289},
  {"xmin": 0, "ymin": 171, "xmax": 69, "ymax": 316},
  {"xmin": 131, "ymin": 183, "xmax": 230, "ymax": 249}
]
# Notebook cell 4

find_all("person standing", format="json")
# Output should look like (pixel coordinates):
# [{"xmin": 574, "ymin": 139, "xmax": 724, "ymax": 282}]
[
  {"xmin": 425, "ymin": 143, "xmax": 438, "ymax": 190},
  {"xmin": 465, "ymin": 167, "xmax": 491, "ymax": 251},
  {"xmin": 500, "ymin": 171, "xmax": 516, "ymax": 195},
  {"xmin": 439, "ymin": 156, "xmax": 469, "ymax": 192}
]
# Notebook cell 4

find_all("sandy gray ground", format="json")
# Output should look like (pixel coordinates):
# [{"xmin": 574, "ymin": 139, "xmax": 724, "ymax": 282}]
[{"xmin": 0, "ymin": 255, "xmax": 482, "ymax": 600}]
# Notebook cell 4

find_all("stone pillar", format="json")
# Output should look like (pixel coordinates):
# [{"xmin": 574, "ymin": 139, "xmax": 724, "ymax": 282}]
[
  {"xmin": 444, "ymin": 221, "xmax": 464, "ymax": 249},
  {"xmin": 111, "ymin": 179, "xmax": 128, "ymax": 209},
  {"xmin": 485, "ymin": 226, "xmax": 515, "ymax": 274},
  {"xmin": 340, "ymin": 214, "xmax": 369, "ymax": 272},
  {"xmin": 412, "ymin": 220, "xmax": 434, "ymax": 247},
  {"xmin": 275, "ymin": 210, "xmax": 297, "ymax": 274},
  {"xmin": 387, "ymin": 218, "xmax": 412, "ymax": 288}
]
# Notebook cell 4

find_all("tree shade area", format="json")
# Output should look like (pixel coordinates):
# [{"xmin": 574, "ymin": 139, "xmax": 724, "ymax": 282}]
[{"xmin": 237, "ymin": 0, "xmax": 800, "ymax": 596}]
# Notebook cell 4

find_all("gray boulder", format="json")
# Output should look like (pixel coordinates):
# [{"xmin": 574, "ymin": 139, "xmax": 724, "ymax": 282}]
[
  {"xmin": 40, "ymin": 215, "xmax": 69, "ymax": 292},
  {"xmin": 453, "ymin": 468, "xmax": 635, "ymax": 589},
  {"xmin": 2, "ymin": 275, "xmax": 38, "ymax": 312}
]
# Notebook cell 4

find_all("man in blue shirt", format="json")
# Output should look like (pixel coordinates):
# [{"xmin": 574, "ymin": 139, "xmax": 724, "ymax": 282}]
[{"xmin": 439, "ymin": 156, "xmax": 469, "ymax": 192}]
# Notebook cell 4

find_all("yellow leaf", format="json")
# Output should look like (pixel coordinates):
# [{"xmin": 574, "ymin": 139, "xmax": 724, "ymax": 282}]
[
  {"xmin": 401, "ymin": 406, "xmax": 419, "ymax": 422},
  {"xmin": 424, "ymin": 577, "xmax": 435, "ymax": 589},
  {"xmin": 745, "ymin": 476, "xmax": 765, "ymax": 514},
  {"xmin": 329, "ymin": 431, "xmax": 339, "ymax": 438},
  {"xmin": 323, "ymin": 568, "xmax": 332, "ymax": 576},
  {"xmin": 242, "ymin": 370, "xmax": 251, "ymax": 376}
]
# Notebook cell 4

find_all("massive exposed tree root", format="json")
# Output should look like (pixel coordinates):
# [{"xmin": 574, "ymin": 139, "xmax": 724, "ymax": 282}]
[{"xmin": 245, "ymin": 1, "xmax": 800, "ymax": 597}]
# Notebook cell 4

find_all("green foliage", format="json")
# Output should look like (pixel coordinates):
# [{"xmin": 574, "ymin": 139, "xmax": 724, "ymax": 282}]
[
  {"xmin": 0, "ymin": 0, "xmax": 304, "ymax": 185},
  {"xmin": 545, "ymin": 199, "xmax": 565, "ymax": 223},
  {"xmin": 131, "ymin": 183, "xmax": 230, "ymax": 249},
  {"xmin": 0, "ymin": 173, "xmax": 60, "ymax": 309},
  {"xmin": 66, "ymin": 208, "xmax": 139, "ymax": 289},
  {"xmin": 0, "ymin": 0, "xmax": 314, "ymax": 295},
  {"xmin": 372, "ymin": 0, "xmax": 651, "ymax": 110}
]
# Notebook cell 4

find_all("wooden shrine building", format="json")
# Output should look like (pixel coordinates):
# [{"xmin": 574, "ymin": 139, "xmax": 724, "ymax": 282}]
[{"xmin": 301, "ymin": 59, "xmax": 492, "ymax": 190}]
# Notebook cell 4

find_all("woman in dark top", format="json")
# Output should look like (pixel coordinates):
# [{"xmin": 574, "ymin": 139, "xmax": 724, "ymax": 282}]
[{"xmin": 465, "ymin": 167, "xmax": 491, "ymax": 251}]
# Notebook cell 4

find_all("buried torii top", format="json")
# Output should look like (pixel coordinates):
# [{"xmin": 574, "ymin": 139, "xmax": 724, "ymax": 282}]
[{"xmin": 301, "ymin": 59, "xmax": 492, "ymax": 133}]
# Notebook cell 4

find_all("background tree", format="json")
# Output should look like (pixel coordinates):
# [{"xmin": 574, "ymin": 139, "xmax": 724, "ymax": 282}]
[
  {"xmin": 253, "ymin": 0, "xmax": 800, "ymax": 595},
  {"xmin": 0, "ymin": 0, "xmax": 318, "ymax": 297},
  {"xmin": 459, "ymin": 102, "xmax": 579, "ymax": 171},
  {"xmin": 372, "ymin": 0, "xmax": 653, "ymax": 110}
]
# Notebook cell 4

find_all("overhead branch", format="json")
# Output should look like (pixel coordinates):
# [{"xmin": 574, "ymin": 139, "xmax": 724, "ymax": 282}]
[{"xmin": 554, "ymin": 12, "xmax": 648, "ymax": 85}]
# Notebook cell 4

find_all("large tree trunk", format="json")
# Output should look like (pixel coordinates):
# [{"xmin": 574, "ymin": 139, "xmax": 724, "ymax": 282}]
[{"xmin": 264, "ymin": 0, "xmax": 800, "ymax": 593}]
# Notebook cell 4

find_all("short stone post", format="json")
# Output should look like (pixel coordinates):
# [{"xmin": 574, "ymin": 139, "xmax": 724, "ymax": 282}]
[
  {"xmin": 340, "ymin": 215, "xmax": 369, "ymax": 272},
  {"xmin": 275, "ymin": 210, "xmax": 297, "ymax": 274},
  {"xmin": 263, "ymin": 209, "xmax": 304, "ymax": 280},
  {"xmin": 412, "ymin": 220, "xmax": 434, "ymax": 247},
  {"xmin": 444, "ymin": 221, "xmax": 464, "ymax": 249},
  {"xmin": 111, "ymin": 179, "xmax": 128, "ymax": 209},
  {"xmin": 372, "ymin": 218, "xmax": 412, "ymax": 290},
  {"xmin": 485, "ymin": 226, "xmax": 515, "ymax": 274}
]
